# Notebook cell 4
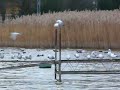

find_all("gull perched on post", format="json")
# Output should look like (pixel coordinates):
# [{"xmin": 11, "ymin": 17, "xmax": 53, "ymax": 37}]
[
  {"xmin": 56, "ymin": 20, "xmax": 64, "ymax": 28},
  {"xmin": 54, "ymin": 20, "xmax": 64, "ymax": 30}
]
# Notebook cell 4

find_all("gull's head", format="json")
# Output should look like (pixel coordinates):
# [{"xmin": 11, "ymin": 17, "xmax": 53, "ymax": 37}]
[
  {"xmin": 54, "ymin": 23, "xmax": 59, "ymax": 29},
  {"xmin": 108, "ymin": 49, "xmax": 111, "ymax": 52}
]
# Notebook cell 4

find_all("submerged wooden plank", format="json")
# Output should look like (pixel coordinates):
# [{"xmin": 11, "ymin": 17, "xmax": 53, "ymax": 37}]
[
  {"xmin": 61, "ymin": 59, "xmax": 120, "ymax": 63},
  {"xmin": 60, "ymin": 71, "xmax": 120, "ymax": 74},
  {"xmin": 0, "ymin": 59, "xmax": 120, "ymax": 64},
  {"xmin": 0, "ymin": 64, "xmax": 40, "ymax": 70},
  {"xmin": 0, "ymin": 60, "xmax": 54, "ymax": 64}
]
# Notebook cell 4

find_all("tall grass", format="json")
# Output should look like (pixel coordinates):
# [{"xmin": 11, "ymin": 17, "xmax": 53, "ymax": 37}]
[{"xmin": 0, "ymin": 10, "xmax": 120, "ymax": 49}]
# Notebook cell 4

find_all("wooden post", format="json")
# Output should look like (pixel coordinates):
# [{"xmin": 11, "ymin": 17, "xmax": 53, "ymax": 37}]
[
  {"xmin": 58, "ymin": 28, "xmax": 62, "ymax": 82},
  {"xmin": 55, "ymin": 29, "xmax": 57, "ymax": 79},
  {"xmin": 54, "ymin": 20, "xmax": 63, "ymax": 82}
]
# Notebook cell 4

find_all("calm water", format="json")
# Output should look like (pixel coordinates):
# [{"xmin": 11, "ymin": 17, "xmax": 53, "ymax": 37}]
[{"xmin": 0, "ymin": 65, "xmax": 120, "ymax": 90}]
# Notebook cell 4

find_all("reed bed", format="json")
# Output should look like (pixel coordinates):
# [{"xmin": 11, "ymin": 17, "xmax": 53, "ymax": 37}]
[{"xmin": 0, "ymin": 10, "xmax": 120, "ymax": 49}]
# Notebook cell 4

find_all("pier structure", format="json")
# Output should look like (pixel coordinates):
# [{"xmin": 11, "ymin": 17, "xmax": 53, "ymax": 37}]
[
  {"xmin": 53, "ymin": 20, "xmax": 120, "ymax": 82},
  {"xmin": 55, "ymin": 59, "xmax": 120, "ymax": 82}
]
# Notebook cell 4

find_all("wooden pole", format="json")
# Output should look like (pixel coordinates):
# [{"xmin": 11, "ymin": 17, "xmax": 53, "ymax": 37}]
[
  {"xmin": 58, "ymin": 28, "xmax": 62, "ymax": 82},
  {"xmin": 55, "ymin": 29, "xmax": 57, "ymax": 79}
]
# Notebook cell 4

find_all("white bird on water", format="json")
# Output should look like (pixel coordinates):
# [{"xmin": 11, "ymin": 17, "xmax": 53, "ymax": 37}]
[
  {"xmin": 76, "ymin": 49, "xmax": 86, "ymax": 53},
  {"xmin": 25, "ymin": 55, "xmax": 32, "ymax": 60},
  {"xmin": 107, "ymin": 49, "xmax": 112, "ymax": 56},
  {"xmin": 87, "ymin": 51, "xmax": 97, "ymax": 59},
  {"xmin": 91, "ymin": 51, "xmax": 97, "ymax": 58},
  {"xmin": 87, "ymin": 55, "xmax": 91, "ymax": 59},
  {"xmin": 48, "ymin": 54, "xmax": 55, "ymax": 59},
  {"xmin": 17, "ymin": 53, "xmax": 22, "ymax": 59},
  {"xmin": 97, "ymin": 54, "xmax": 104, "ymax": 59},
  {"xmin": 0, "ymin": 53, "xmax": 4, "ymax": 59},
  {"xmin": 110, "ymin": 53, "xmax": 117, "ymax": 58},
  {"xmin": 66, "ymin": 54, "xmax": 71, "ymax": 60},
  {"xmin": 107, "ymin": 49, "xmax": 117, "ymax": 58},
  {"xmin": 11, "ymin": 55, "xmax": 15, "ymax": 59},
  {"xmin": 74, "ymin": 53, "xmax": 80, "ymax": 58}
]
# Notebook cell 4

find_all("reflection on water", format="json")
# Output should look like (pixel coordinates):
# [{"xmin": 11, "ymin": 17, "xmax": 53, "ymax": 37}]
[{"xmin": 0, "ymin": 65, "xmax": 120, "ymax": 90}]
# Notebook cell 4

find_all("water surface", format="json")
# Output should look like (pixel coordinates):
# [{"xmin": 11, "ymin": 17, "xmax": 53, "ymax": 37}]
[{"xmin": 0, "ymin": 65, "xmax": 120, "ymax": 90}]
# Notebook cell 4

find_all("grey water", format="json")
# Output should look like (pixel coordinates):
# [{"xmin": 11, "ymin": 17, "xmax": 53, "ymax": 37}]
[{"xmin": 0, "ymin": 65, "xmax": 120, "ymax": 90}]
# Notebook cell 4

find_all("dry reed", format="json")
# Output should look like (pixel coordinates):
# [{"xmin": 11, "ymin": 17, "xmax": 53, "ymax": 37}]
[{"xmin": 0, "ymin": 10, "xmax": 120, "ymax": 49}]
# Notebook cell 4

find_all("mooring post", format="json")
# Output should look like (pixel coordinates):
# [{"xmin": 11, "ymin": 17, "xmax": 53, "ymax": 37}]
[
  {"xmin": 54, "ymin": 20, "xmax": 63, "ymax": 82},
  {"xmin": 54, "ymin": 23, "xmax": 59, "ymax": 80},
  {"xmin": 54, "ymin": 28, "xmax": 57, "ymax": 79},
  {"xmin": 58, "ymin": 27, "xmax": 62, "ymax": 82}
]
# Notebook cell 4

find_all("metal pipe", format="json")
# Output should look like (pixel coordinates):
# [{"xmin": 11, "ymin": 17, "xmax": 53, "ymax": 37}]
[
  {"xmin": 55, "ymin": 29, "xmax": 57, "ymax": 79},
  {"xmin": 58, "ymin": 28, "xmax": 62, "ymax": 82}
]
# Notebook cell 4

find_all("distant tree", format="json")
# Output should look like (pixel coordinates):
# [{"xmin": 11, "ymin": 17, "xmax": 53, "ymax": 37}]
[
  {"xmin": 1, "ymin": 8, "xmax": 6, "ymax": 22},
  {"xmin": 0, "ymin": 0, "xmax": 6, "ymax": 22},
  {"xmin": 10, "ymin": 7, "xmax": 16, "ymax": 19},
  {"xmin": 98, "ymin": 0, "xmax": 120, "ymax": 10},
  {"xmin": 112, "ymin": 0, "xmax": 120, "ymax": 9},
  {"xmin": 19, "ymin": 0, "xmax": 35, "ymax": 16},
  {"xmin": 41, "ymin": 0, "xmax": 94, "ymax": 13}
]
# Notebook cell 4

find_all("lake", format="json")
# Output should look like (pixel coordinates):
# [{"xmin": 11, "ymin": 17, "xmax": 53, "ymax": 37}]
[{"xmin": 0, "ymin": 65, "xmax": 120, "ymax": 90}]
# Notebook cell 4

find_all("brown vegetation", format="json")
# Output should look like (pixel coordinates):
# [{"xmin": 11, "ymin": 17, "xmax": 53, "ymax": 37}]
[{"xmin": 0, "ymin": 10, "xmax": 120, "ymax": 49}]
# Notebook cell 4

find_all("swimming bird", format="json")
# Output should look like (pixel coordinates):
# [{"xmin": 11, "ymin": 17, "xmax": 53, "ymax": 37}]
[
  {"xmin": 0, "ymin": 53, "xmax": 4, "ymax": 59},
  {"xmin": 17, "ymin": 53, "xmax": 22, "ymax": 59},
  {"xmin": 97, "ymin": 54, "xmax": 104, "ymax": 59},
  {"xmin": 76, "ymin": 49, "xmax": 85, "ymax": 53},
  {"xmin": 37, "ymin": 54, "xmax": 44, "ymax": 57},
  {"xmin": 107, "ymin": 49, "xmax": 112, "ymax": 56},
  {"xmin": 11, "ymin": 55, "xmax": 15, "ymax": 59},
  {"xmin": 74, "ymin": 53, "xmax": 80, "ymax": 58},
  {"xmin": 21, "ymin": 49, "xmax": 25, "ymax": 52},
  {"xmin": 110, "ymin": 53, "xmax": 117, "ymax": 58},
  {"xmin": 22, "ymin": 51, "xmax": 26, "ymax": 54},
  {"xmin": 25, "ymin": 55, "xmax": 32, "ymax": 60},
  {"xmin": 0, "ymin": 49, "xmax": 4, "ymax": 51},
  {"xmin": 53, "ymin": 49, "xmax": 58, "ymax": 52},
  {"xmin": 107, "ymin": 49, "xmax": 117, "ymax": 58},
  {"xmin": 66, "ymin": 54, "xmax": 71, "ymax": 60},
  {"xmin": 87, "ymin": 55, "xmax": 91, "ymax": 59},
  {"xmin": 91, "ymin": 51, "xmax": 97, "ymax": 58},
  {"xmin": 48, "ymin": 55, "xmax": 55, "ymax": 59}
]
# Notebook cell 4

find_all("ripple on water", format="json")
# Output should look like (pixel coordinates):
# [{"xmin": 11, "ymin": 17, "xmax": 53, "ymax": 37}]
[{"xmin": 0, "ymin": 67, "xmax": 120, "ymax": 90}]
